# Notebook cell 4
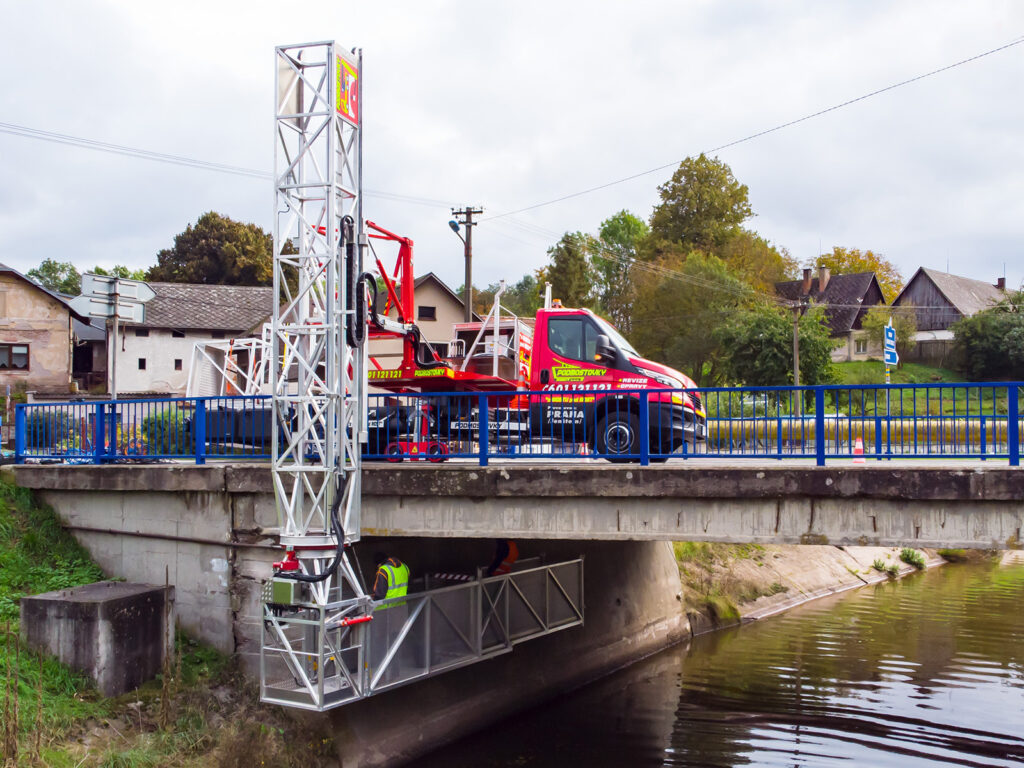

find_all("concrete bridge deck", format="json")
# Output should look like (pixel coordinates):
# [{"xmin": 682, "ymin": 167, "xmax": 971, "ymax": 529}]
[{"xmin": 15, "ymin": 460, "xmax": 1024, "ymax": 550}]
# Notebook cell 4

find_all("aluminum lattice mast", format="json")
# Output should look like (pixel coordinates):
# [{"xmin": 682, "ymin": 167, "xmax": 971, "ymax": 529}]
[{"xmin": 262, "ymin": 41, "xmax": 370, "ymax": 710}]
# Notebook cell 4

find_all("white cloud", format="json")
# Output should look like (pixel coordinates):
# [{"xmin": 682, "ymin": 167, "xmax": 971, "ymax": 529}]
[{"xmin": 1, "ymin": 0, "xmax": 1021, "ymax": 294}]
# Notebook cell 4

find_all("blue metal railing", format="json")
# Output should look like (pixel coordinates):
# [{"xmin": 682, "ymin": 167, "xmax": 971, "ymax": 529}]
[
  {"xmin": 14, "ymin": 395, "xmax": 272, "ymax": 464},
  {"xmin": 13, "ymin": 383, "xmax": 1023, "ymax": 467}
]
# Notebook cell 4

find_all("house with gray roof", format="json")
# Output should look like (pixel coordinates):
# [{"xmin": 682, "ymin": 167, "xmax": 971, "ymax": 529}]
[
  {"xmin": 116, "ymin": 282, "xmax": 273, "ymax": 395},
  {"xmin": 0, "ymin": 263, "xmax": 91, "ymax": 395},
  {"xmin": 775, "ymin": 267, "xmax": 887, "ymax": 362},
  {"xmin": 890, "ymin": 268, "xmax": 1006, "ymax": 365}
]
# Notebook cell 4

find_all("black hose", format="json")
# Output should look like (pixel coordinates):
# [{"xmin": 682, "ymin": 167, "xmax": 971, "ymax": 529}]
[
  {"xmin": 361, "ymin": 272, "xmax": 382, "ymax": 330},
  {"xmin": 275, "ymin": 477, "xmax": 347, "ymax": 584}
]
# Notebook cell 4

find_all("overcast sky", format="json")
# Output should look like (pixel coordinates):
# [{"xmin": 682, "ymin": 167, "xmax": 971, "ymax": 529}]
[{"xmin": 2, "ymin": 1, "xmax": 1022, "ymax": 300}]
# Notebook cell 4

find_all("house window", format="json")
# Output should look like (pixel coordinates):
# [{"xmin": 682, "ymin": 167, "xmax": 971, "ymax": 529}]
[
  {"xmin": 0, "ymin": 343, "xmax": 29, "ymax": 370},
  {"xmin": 418, "ymin": 305, "xmax": 437, "ymax": 321},
  {"xmin": 172, "ymin": 330, "xmax": 186, "ymax": 338},
  {"xmin": 855, "ymin": 339, "xmax": 868, "ymax": 354},
  {"xmin": 174, "ymin": 359, "xmax": 182, "ymax": 371},
  {"xmin": 138, "ymin": 358, "xmax": 146, "ymax": 370},
  {"xmin": 0, "ymin": 292, "xmax": 7, "ymax": 317},
  {"xmin": 134, "ymin": 328, "xmax": 150, "ymax": 337}
]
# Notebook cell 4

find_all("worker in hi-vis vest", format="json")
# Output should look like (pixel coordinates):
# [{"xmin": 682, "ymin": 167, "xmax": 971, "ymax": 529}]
[
  {"xmin": 486, "ymin": 539, "xmax": 519, "ymax": 576},
  {"xmin": 371, "ymin": 553, "xmax": 409, "ymax": 609}
]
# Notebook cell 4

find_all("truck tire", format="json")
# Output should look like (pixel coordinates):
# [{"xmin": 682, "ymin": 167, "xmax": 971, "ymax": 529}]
[{"xmin": 596, "ymin": 411, "xmax": 640, "ymax": 460}]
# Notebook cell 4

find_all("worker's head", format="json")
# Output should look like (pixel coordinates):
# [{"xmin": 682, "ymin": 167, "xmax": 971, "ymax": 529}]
[{"xmin": 373, "ymin": 551, "xmax": 387, "ymax": 567}]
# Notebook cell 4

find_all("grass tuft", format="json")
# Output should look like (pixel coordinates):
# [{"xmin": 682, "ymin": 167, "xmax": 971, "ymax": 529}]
[{"xmin": 899, "ymin": 548, "xmax": 926, "ymax": 570}]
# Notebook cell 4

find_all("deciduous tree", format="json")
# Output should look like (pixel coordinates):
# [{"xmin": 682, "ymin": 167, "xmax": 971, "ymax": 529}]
[
  {"xmin": 716, "ymin": 304, "xmax": 837, "ymax": 387},
  {"xmin": 546, "ymin": 232, "xmax": 599, "ymax": 309},
  {"xmin": 952, "ymin": 291, "xmax": 1024, "ymax": 380},
  {"xmin": 149, "ymin": 212, "xmax": 274, "ymax": 285},
  {"xmin": 649, "ymin": 154, "xmax": 753, "ymax": 252},
  {"xmin": 860, "ymin": 305, "xmax": 917, "ymax": 365},
  {"xmin": 812, "ymin": 247, "xmax": 903, "ymax": 302},
  {"xmin": 26, "ymin": 259, "xmax": 81, "ymax": 295},
  {"xmin": 592, "ymin": 210, "xmax": 648, "ymax": 333},
  {"xmin": 630, "ymin": 251, "xmax": 751, "ymax": 386}
]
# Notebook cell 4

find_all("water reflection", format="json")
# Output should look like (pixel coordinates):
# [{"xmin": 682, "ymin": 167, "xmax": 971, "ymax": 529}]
[{"xmin": 412, "ymin": 561, "xmax": 1024, "ymax": 767}]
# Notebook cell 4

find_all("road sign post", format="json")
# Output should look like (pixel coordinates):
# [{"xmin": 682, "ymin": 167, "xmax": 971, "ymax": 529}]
[
  {"xmin": 73, "ymin": 274, "xmax": 155, "ymax": 400},
  {"xmin": 883, "ymin": 319, "xmax": 898, "ymax": 418}
]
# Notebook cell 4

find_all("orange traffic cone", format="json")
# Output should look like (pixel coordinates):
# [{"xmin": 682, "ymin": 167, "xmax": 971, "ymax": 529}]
[{"xmin": 853, "ymin": 437, "xmax": 866, "ymax": 464}]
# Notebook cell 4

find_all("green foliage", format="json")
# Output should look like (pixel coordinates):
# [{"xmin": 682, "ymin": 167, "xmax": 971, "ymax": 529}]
[
  {"xmin": 546, "ymin": 231, "xmax": 599, "ymax": 309},
  {"xmin": 716, "ymin": 230, "xmax": 799, "ymax": 291},
  {"xmin": 899, "ymin": 548, "xmax": 926, "ymax": 570},
  {"xmin": 631, "ymin": 251, "xmax": 751, "ymax": 385},
  {"xmin": 861, "ymin": 305, "xmax": 917, "ymax": 365},
  {"xmin": 649, "ymin": 154, "xmax": 752, "ymax": 251},
  {"xmin": 592, "ymin": 210, "xmax": 649, "ymax": 333},
  {"xmin": 26, "ymin": 259, "xmax": 81, "ymax": 295},
  {"xmin": 952, "ymin": 290, "xmax": 1024, "ymax": 380},
  {"xmin": 938, "ymin": 548, "xmax": 968, "ymax": 562},
  {"xmin": 872, "ymin": 558, "xmax": 887, "ymax": 572},
  {"xmin": 715, "ymin": 303, "xmax": 837, "ymax": 387},
  {"xmin": 885, "ymin": 563, "xmax": 899, "ymax": 577},
  {"xmin": 812, "ymin": 246, "xmax": 904, "ymax": 302},
  {"xmin": 92, "ymin": 265, "xmax": 148, "ymax": 281},
  {"xmin": 149, "ymin": 211, "xmax": 275, "ymax": 286},
  {"xmin": 471, "ymin": 272, "xmax": 545, "ymax": 318},
  {"xmin": 141, "ymin": 407, "xmax": 190, "ymax": 455}
]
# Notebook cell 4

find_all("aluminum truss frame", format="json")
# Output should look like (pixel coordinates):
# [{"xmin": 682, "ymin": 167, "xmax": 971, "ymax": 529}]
[
  {"xmin": 262, "ymin": 41, "xmax": 371, "ymax": 711},
  {"xmin": 261, "ymin": 559, "xmax": 585, "ymax": 710}
]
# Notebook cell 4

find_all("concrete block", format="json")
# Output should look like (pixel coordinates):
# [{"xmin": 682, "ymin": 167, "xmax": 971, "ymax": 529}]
[{"xmin": 20, "ymin": 581, "xmax": 173, "ymax": 697}]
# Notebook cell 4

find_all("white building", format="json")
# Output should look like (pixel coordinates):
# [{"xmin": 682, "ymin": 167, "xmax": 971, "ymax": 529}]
[{"xmin": 114, "ymin": 282, "xmax": 272, "ymax": 396}]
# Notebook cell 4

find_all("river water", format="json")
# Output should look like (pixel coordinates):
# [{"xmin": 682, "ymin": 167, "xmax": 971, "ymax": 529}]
[{"xmin": 413, "ymin": 560, "xmax": 1024, "ymax": 767}]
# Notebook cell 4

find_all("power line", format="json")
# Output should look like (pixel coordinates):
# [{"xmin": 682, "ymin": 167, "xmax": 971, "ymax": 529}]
[
  {"xmin": 485, "ymin": 34, "xmax": 1024, "ymax": 221},
  {"xmin": 0, "ymin": 121, "xmax": 456, "ymax": 208}
]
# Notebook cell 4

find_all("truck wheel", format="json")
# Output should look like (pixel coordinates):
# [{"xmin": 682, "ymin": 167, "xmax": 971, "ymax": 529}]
[{"xmin": 596, "ymin": 411, "xmax": 640, "ymax": 460}]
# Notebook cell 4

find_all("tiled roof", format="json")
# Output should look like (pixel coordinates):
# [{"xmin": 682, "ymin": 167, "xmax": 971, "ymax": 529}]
[
  {"xmin": 775, "ymin": 272, "xmax": 884, "ymax": 335},
  {"xmin": 896, "ymin": 268, "xmax": 1003, "ymax": 317},
  {"xmin": 141, "ymin": 282, "xmax": 273, "ymax": 331}
]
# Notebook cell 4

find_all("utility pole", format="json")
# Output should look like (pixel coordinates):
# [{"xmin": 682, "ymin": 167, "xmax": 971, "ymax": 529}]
[
  {"xmin": 791, "ymin": 299, "xmax": 808, "ymax": 417},
  {"xmin": 451, "ymin": 206, "xmax": 483, "ymax": 321}
]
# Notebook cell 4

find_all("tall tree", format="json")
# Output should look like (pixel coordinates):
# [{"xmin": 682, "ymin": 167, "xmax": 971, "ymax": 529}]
[
  {"xmin": 546, "ymin": 232, "xmax": 598, "ymax": 309},
  {"xmin": 26, "ymin": 259, "xmax": 81, "ymax": 295},
  {"xmin": 812, "ymin": 247, "xmax": 903, "ymax": 302},
  {"xmin": 649, "ymin": 154, "xmax": 753, "ymax": 252},
  {"xmin": 592, "ymin": 210, "xmax": 648, "ymax": 333},
  {"xmin": 630, "ymin": 251, "xmax": 751, "ymax": 386},
  {"xmin": 716, "ymin": 231, "xmax": 799, "ymax": 291},
  {"xmin": 149, "ymin": 211, "xmax": 274, "ymax": 285}
]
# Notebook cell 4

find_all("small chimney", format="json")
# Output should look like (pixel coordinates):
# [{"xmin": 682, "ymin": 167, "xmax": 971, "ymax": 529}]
[
  {"xmin": 802, "ymin": 268, "xmax": 813, "ymax": 295},
  {"xmin": 996, "ymin": 277, "xmax": 1006, "ymax": 291},
  {"xmin": 818, "ymin": 266, "xmax": 831, "ymax": 293}
]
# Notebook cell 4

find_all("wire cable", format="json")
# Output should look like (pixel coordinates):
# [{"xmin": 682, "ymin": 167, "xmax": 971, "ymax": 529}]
[{"xmin": 485, "ymin": 35, "xmax": 1024, "ymax": 221}]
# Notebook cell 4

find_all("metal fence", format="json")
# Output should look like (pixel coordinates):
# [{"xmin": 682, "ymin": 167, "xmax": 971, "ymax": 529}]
[
  {"xmin": 14, "ymin": 382, "xmax": 1023, "ymax": 466},
  {"xmin": 14, "ymin": 395, "xmax": 271, "ymax": 464}
]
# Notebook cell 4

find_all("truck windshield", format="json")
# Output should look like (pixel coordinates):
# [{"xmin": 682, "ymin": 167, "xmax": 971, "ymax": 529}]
[{"xmin": 593, "ymin": 315, "xmax": 639, "ymax": 358}]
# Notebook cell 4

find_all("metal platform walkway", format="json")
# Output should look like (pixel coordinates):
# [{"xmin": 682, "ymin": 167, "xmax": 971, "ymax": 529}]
[{"xmin": 261, "ymin": 558, "xmax": 584, "ymax": 711}]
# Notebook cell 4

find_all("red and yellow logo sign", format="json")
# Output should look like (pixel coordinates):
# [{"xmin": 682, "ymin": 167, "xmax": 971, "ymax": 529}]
[{"xmin": 336, "ymin": 56, "xmax": 359, "ymax": 125}]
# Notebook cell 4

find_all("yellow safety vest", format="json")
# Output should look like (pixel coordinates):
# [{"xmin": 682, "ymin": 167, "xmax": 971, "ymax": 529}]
[{"xmin": 378, "ymin": 561, "xmax": 409, "ymax": 609}]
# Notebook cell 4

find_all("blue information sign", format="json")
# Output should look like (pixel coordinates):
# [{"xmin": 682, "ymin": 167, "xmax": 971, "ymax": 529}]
[{"xmin": 884, "ymin": 349, "xmax": 898, "ymax": 366}]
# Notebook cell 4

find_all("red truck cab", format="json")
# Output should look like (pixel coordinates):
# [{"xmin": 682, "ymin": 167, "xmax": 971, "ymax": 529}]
[{"xmin": 531, "ymin": 307, "xmax": 706, "ymax": 456}]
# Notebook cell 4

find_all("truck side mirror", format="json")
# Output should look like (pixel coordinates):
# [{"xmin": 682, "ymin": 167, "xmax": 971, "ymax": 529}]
[{"xmin": 594, "ymin": 334, "xmax": 615, "ymax": 362}]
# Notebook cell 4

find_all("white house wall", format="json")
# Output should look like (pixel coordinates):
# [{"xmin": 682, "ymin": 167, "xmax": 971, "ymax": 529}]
[{"xmin": 114, "ymin": 328, "xmax": 232, "ymax": 395}]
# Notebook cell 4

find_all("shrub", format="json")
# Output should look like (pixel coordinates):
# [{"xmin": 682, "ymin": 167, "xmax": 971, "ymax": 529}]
[
  {"xmin": 141, "ymin": 407, "xmax": 191, "ymax": 455},
  {"xmin": 872, "ymin": 558, "xmax": 886, "ymax": 572},
  {"xmin": 899, "ymin": 547, "xmax": 926, "ymax": 570},
  {"xmin": 938, "ymin": 548, "xmax": 968, "ymax": 562}
]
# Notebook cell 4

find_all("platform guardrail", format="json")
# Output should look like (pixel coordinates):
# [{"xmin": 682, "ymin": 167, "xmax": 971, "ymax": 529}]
[{"xmin": 13, "ymin": 382, "xmax": 1023, "ymax": 467}]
